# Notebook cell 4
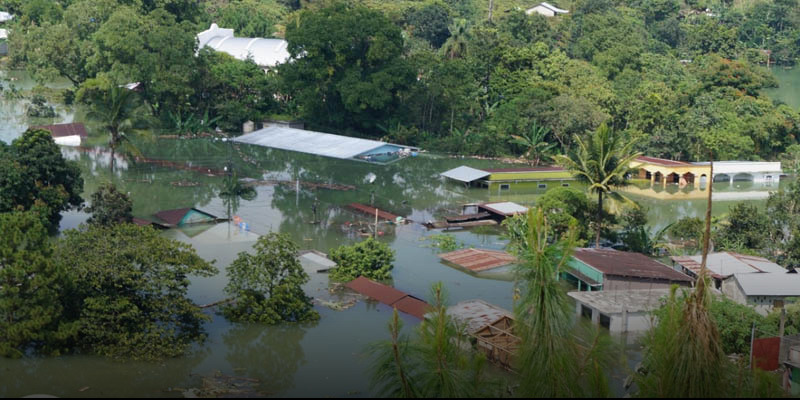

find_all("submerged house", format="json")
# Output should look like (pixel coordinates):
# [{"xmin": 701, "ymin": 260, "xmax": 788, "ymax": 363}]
[
  {"xmin": 447, "ymin": 299, "xmax": 519, "ymax": 369},
  {"xmin": 196, "ymin": 23, "xmax": 290, "ymax": 69},
  {"xmin": 154, "ymin": 207, "xmax": 222, "ymax": 228},
  {"xmin": 569, "ymin": 289, "xmax": 670, "ymax": 334},
  {"xmin": 440, "ymin": 165, "xmax": 573, "ymax": 191},
  {"xmin": 671, "ymin": 252, "xmax": 786, "ymax": 289},
  {"xmin": 632, "ymin": 156, "xmax": 783, "ymax": 187},
  {"xmin": 565, "ymin": 248, "xmax": 693, "ymax": 291},
  {"xmin": 29, "ymin": 122, "xmax": 87, "ymax": 146}
]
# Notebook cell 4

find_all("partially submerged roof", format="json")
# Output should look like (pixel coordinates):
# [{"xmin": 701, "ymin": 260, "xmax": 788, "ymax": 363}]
[
  {"xmin": 482, "ymin": 166, "xmax": 566, "ymax": 173},
  {"xmin": 345, "ymin": 276, "xmax": 428, "ymax": 319},
  {"xmin": 298, "ymin": 250, "xmax": 337, "ymax": 273},
  {"xmin": 233, "ymin": 125, "xmax": 416, "ymax": 164},
  {"xmin": 439, "ymin": 248, "xmax": 517, "ymax": 272},
  {"xmin": 29, "ymin": 122, "xmax": 87, "ymax": 138},
  {"xmin": 480, "ymin": 202, "xmax": 528, "ymax": 217},
  {"xmin": 440, "ymin": 166, "xmax": 490, "ymax": 183},
  {"xmin": 574, "ymin": 248, "xmax": 693, "ymax": 282},
  {"xmin": 730, "ymin": 273, "xmax": 800, "ymax": 297},
  {"xmin": 197, "ymin": 23, "xmax": 289, "ymax": 68},
  {"xmin": 447, "ymin": 299, "xmax": 513, "ymax": 334},
  {"xmin": 672, "ymin": 252, "xmax": 785, "ymax": 279},
  {"xmin": 568, "ymin": 289, "xmax": 672, "ymax": 314},
  {"xmin": 154, "ymin": 207, "xmax": 219, "ymax": 227},
  {"xmin": 635, "ymin": 156, "xmax": 693, "ymax": 167}
]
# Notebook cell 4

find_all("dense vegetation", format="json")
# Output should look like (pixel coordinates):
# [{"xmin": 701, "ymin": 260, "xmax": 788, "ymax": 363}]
[
  {"xmin": 329, "ymin": 237, "xmax": 395, "ymax": 281},
  {"xmin": 5, "ymin": 0, "xmax": 800, "ymax": 162}
]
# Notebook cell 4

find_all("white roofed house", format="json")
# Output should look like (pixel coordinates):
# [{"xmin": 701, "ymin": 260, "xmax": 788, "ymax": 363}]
[
  {"xmin": 526, "ymin": 2, "xmax": 569, "ymax": 17},
  {"xmin": 196, "ymin": 23, "xmax": 290, "ymax": 70},
  {"xmin": 671, "ymin": 252, "xmax": 786, "ymax": 289},
  {"xmin": 722, "ymin": 273, "xmax": 800, "ymax": 315}
]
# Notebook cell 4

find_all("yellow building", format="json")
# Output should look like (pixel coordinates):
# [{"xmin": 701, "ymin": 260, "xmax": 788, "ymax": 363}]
[
  {"xmin": 630, "ymin": 156, "xmax": 711, "ymax": 187},
  {"xmin": 441, "ymin": 165, "xmax": 574, "ymax": 190}
]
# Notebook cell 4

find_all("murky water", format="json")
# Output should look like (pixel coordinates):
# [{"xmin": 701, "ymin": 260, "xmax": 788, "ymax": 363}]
[{"xmin": 0, "ymin": 71, "xmax": 792, "ymax": 397}]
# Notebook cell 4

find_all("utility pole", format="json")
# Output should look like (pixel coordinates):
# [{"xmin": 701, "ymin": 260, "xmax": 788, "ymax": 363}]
[{"xmin": 488, "ymin": 0, "xmax": 494, "ymax": 22}]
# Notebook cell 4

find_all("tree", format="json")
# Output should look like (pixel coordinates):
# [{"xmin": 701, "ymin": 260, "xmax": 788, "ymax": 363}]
[
  {"xmin": 0, "ymin": 212, "xmax": 76, "ymax": 358},
  {"xmin": 56, "ymin": 224, "xmax": 217, "ymax": 360},
  {"xmin": 85, "ymin": 182, "xmax": 134, "ymax": 226},
  {"xmin": 509, "ymin": 122, "xmax": 556, "ymax": 166},
  {"xmin": 281, "ymin": 2, "xmax": 415, "ymax": 133},
  {"xmin": 329, "ymin": 238, "xmax": 395, "ymax": 281},
  {"xmin": 716, "ymin": 202, "xmax": 770, "ymax": 252},
  {"xmin": 441, "ymin": 18, "xmax": 469, "ymax": 59},
  {"xmin": 221, "ymin": 233, "xmax": 319, "ymax": 324},
  {"xmin": 554, "ymin": 124, "xmax": 641, "ymax": 247},
  {"xmin": 77, "ymin": 79, "xmax": 149, "ymax": 171},
  {"xmin": 537, "ymin": 187, "xmax": 592, "ymax": 241},
  {"xmin": 0, "ymin": 129, "xmax": 84, "ymax": 232},
  {"xmin": 405, "ymin": 1, "xmax": 452, "ymax": 48},
  {"xmin": 206, "ymin": 0, "xmax": 287, "ymax": 38},
  {"xmin": 510, "ymin": 208, "xmax": 615, "ymax": 397}
]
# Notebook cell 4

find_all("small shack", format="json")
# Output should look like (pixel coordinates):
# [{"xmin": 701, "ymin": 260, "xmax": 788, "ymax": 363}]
[
  {"xmin": 345, "ymin": 276, "xmax": 428, "ymax": 319},
  {"xmin": 438, "ymin": 248, "xmax": 517, "ymax": 273},
  {"xmin": 132, "ymin": 217, "xmax": 169, "ymax": 229},
  {"xmin": 568, "ymin": 289, "xmax": 671, "ymax": 333},
  {"xmin": 566, "ymin": 248, "xmax": 693, "ymax": 291},
  {"xmin": 447, "ymin": 299, "xmax": 519, "ymax": 370},
  {"xmin": 154, "ymin": 207, "xmax": 224, "ymax": 228},
  {"xmin": 29, "ymin": 122, "xmax": 87, "ymax": 146}
]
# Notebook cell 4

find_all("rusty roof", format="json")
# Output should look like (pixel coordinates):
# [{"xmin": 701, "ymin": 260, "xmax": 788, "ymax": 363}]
[
  {"xmin": 671, "ymin": 252, "xmax": 785, "ymax": 280},
  {"xmin": 345, "ymin": 276, "xmax": 429, "ymax": 319},
  {"xmin": 29, "ymin": 122, "xmax": 87, "ymax": 138},
  {"xmin": 447, "ymin": 299, "xmax": 513, "ymax": 334},
  {"xmin": 154, "ymin": 207, "xmax": 218, "ymax": 226},
  {"xmin": 635, "ymin": 156, "xmax": 692, "ymax": 167},
  {"xmin": 482, "ymin": 166, "xmax": 566, "ymax": 173},
  {"xmin": 574, "ymin": 248, "xmax": 692, "ymax": 282},
  {"xmin": 439, "ymin": 248, "xmax": 517, "ymax": 272}
]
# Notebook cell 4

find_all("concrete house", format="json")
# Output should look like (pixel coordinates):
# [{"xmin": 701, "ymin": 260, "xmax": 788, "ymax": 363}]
[
  {"xmin": 722, "ymin": 273, "xmax": 800, "ymax": 315},
  {"xmin": 565, "ymin": 248, "xmax": 693, "ymax": 291},
  {"xmin": 569, "ymin": 289, "xmax": 670, "ymax": 334},
  {"xmin": 671, "ymin": 252, "xmax": 786, "ymax": 289}
]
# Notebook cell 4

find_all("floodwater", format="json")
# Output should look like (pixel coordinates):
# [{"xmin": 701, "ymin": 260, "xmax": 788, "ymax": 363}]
[{"xmin": 0, "ymin": 71, "xmax": 792, "ymax": 397}]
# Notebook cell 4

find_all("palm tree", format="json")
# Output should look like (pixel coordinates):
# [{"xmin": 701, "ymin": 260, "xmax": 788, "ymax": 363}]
[
  {"xmin": 510, "ymin": 122, "xmax": 556, "ymax": 166},
  {"xmin": 554, "ymin": 124, "xmax": 641, "ymax": 248},
  {"xmin": 83, "ymin": 84, "xmax": 149, "ymax": 171},
  {"xmin": 441, "ymin": 19, "xmax": 469, "ymax": 59}
]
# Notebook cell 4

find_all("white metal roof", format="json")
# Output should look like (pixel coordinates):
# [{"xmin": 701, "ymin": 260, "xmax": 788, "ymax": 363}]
[
  {"xmin": 731, "ymin": 273, "xmax": 800, "ymax": 296},
  {"xmin": 691, "ymin": 161, "xmax": 782, "ymax": 174},
  {"xmin": 233, "ymin": 125, "xmax": 397, "ymax": 160},
  {"xmin": 681, "ymin": 252, "xmax": 785, "ymax": 277},
  {"xmin": 196, "ymin": 23, "xmax": 289, "ymax": 68},
  {"xmin": 540, "ymin": 2, "xmax": 569, "ymax": 13},
  {"xmin": 482, "ymin": 202, "xmax": 528, "ymax": 216},
  {"xmin": 440, "ymin": 166, "xmax": 490, "ymax": 183},
  {"xmin": 0, "ymin": 28, "xmax": 7, "ymax": 40},
  {"xmin": 0, "ymin": 12, "xmax": 13, "ymax": 23}
]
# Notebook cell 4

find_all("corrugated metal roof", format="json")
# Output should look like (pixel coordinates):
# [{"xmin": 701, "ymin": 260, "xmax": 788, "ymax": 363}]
[
  {"xmin": 345, "ymin": 277, "xmax": 429, "ymax": 319},
  {"xmin": 568, "ymin": 289, "xmax": 672, "ymax": 314},
  {"xmin": 482, "ymin": 166, "xmax": 566, "ymax": 173},
  {"xmin": 233, "ymin": 125, "xmax": 400, "ymax": 160},
  {"xmin": 480, "ymin": 202, "xmax": 528, "ymax": 216},
  {"xmin": 29, "ymin": 122, "xmax": 87, "ymax": 138},
  {"xmin": 636, "ymin": 156, "xmax": 692, "ymax": 167},
  {"xmin": 440, "ymin": 166, "xmax": 490, "ymax": 183},
  {"xmin": 392, "ymin": 296, "xmax": 429, "ymax": 319},
  {"xmin": 154, "ymin": 207, "xmax": 218, "ymax": 226},
  {"xmin": 672, "ymin": 252, "xmax": 785, "ymax": 278},
  {"xmin": 439, "ymin": 248, "xmax": 517, "ymax": 272},
  {"xmin": 447, "ymin": 299, "xmax": 513, "ymax": 334},
  {"xmin": 574, "ymin": 248, "xmax": 693, "ymax": 282},
  {"xmin": 205, "ymin": 37, "xmax": 290, "ymax": 68},
  {"xmin": 732, "ymin": 273, "xmax": 800, "ymax": 296}
]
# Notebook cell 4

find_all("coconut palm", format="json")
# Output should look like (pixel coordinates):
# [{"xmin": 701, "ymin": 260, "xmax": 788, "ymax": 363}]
[
  {"xmin": 510, "ymin": 122, "xmax": 556, "ymax": 166},
  {"xmin": 554, "ymin": 124, "xmax": 641, "ymax": 248},
  {"xmin": 441, "ymin": 19, "xmax": 469, "ymax": 59},
  {"xmin": 82, "ymin": 84, "xmax": 150, "ymax": 171}
]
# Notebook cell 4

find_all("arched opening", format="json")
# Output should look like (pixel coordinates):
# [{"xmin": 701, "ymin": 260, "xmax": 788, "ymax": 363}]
[
  {"xmin": 653, "ymin": 171, "xmax": 663, "ymax": 183},
  {"xmin": 666, "ymin": 172, "xmax": 680, "ymax": 184},
  {"xmin": 680, "ymin": 172, "xmax": 695, "ymax": 187},
  {"xmin": 699, "ymin": 174, "xmax": 708, "ymax": 189},
  {"xmin": 714, "ymin": 173, "xmax": 731, "ymax": 183},
  {"xmin": 733, "ymin": 173, "xmax": 754, "ymax": 182}
]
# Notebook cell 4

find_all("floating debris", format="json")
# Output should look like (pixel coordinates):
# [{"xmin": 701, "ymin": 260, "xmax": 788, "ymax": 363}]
[
  {"xmin": 171, "ymin": 180, "xmax": 201, "ymax": 187},
  {"xmin": 180, "ymin": 371, "xmax": 267, "ymax": 398}
]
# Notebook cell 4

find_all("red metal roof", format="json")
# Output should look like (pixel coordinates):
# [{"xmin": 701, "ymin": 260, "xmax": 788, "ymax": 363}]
[
  {"xmin": 346, "ymin": 203, "xmax": 401, "ymax": 221},
  {"xmin": 635, "ymin": 156, "xmax": 692, "ymax": 167},
  {"xmin": 29, "ymin": 122, "xmax": 87, "ymax": 138},
  {"xmin": 439, "ymin": 248, "xmax": 517, "ymax": 272},
  {"xmin": 574, "ymin": 248, "xmax": 692, "ymax": 282},
  {"xmin": 482, "ymin": 166, "xmax": 566, "ymax": 173},
  {"xmin": 345, "ymin": 276, "xmax": 429, "ymax": 319}
]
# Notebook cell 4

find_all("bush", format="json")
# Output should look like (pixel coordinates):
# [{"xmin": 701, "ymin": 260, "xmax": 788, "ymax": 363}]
[
  {"xmin": 85, "ymin": 183, "xmax": 133, "ymax": 226},
  {"xmin": 329, "ymin": 238, "xmax": 395, "ymax": 281},
  {"xmin": 222, "ymin": 233, "xmax": 319, "ymax": 324}
]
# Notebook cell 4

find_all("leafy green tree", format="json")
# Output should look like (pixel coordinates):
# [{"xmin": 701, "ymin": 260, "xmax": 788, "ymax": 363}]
[
  {"xmin": 710, "ymin": 296, "xmax": 776, "ymax": 355},
  {"xmin": 510, "ymin": 208, "xmax": 615, "ymax": 397},
  {"xmin": 221, "ymin": 233, "xmax": 318, "ymax": 324},
  {"xmin": 368, "ymin": 283, "xmax": 492, "ymax": 398},
  {"xmin": 405, "ymin": 1, "xmax": 452, "ymax": 48},
  {"xmin": 618, "ymin": 207, "xmax": 671, "ymax": 256},
  {"xmin": 0, "ymin": 129, "xmax": 84, "ymax": 232},
  {"xmin": 537, "ymin": 187, "xmax": 592, "ymax": 241},
  {"xmin": 281, "ymin": 2, "xmax": 415, "ymax": 133},
  {"xmin": 56, "ymin": 224, "xmax": 217, "ymax": 360},
  {"xmin": 0, "ymin": 212, "xmax": 76, "ymax": 358},
  {"xmin": 329, "ymin": 238, "xmax": 395, "ymax": 281},
  {"xmin": 717, "ymin": 202, "xmax": 770, "ymax": 252},
  {"xmin": 509, "ymin": 122, "xmax": 556, "ymax": 166},
  {"xmin": 440, "ymin": 18, "xmax": 469, "ymax": 59},
  {"xmin": 85, "ymin": 182, "xmax": 134, "ymax": 226},
  {"xmin": 206, "ymin": 0, "xmax": 287, "ymax": 38},
  {"xmin": 77, "ymin": 78, "xmax": 150, "ymax": 171},
  {"xmin": 554, "ymin": 123, "xmax": 641, "ymax": 247},
  {"xmin": 668, "ymin": 217, "xmax": 704, "ymax": 248}
]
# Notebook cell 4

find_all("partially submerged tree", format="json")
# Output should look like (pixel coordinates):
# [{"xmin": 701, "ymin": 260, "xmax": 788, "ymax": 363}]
[
  {"xmin": 85, "ymin": 183, "xmax": 134, "ymax": 226},
  {"xmin": 222, "ymin": 233, "xmax": 318, "ymax": 324},
  {"xmin": 329, "ymin": 238, "xmax": 395, "ymax": 282},
  {"xmin": 555, "ymin": 123, "xmax": 641, "ymax": 247},
  {"xmin": 509, "ymin": 122, "xmax": 556, "ymax": 166}
]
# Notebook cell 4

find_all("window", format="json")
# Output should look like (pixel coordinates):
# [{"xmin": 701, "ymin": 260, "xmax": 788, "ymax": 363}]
[
  {"xmin": 599, "ymin": 313, "xmax": 611, "ymax": 329},
  {"xmin": 500, "ymin": 184, "xmax": 510, "ymax": 190},
  {"xmin": 538, "ymin": 183, "xmax": 547, "ymax": 189},
  {"xmin": 581, "ymin": 305, "xmax": 592, "ymax": 320}
]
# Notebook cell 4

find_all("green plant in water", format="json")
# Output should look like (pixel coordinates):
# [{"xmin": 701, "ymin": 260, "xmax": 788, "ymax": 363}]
[
  {"xmin": 329, "ymin": 238, "xmax": 395, "ymax": 281},
  {"xmin": 422, "ymin": 233, "xmax": 462, "ymax": 253}
]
